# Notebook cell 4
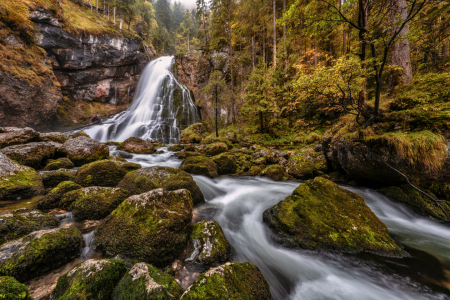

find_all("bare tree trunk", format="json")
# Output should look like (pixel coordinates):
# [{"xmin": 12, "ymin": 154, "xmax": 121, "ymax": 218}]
[
  {"xmin": 263, "ymin": 28, "xmax": 266, "ymax": 65},
  {"xmin": 299, "ymin": 15, "xmax": 303, "ymax": 57},
  {"xmin": 358, "ymin": 0, "xmax": 368, "ymax": 116},
  {"xmin": 228, "ymin": 6, "xmax": 236, "ymax": 122},
  {"xmin": 108, "ymin": 1, "xmax": 110, "ymax": 20},
  {"xmin": 273, "ymin": 0, "xmax": 277, "ymax": 66},
  {"xmin": 314, "ymin": 35, "xmax": 318, "ymax": 67},
  {"xmin": 283, "ymin": 0, "xmax": 286, "ymax": 56},
  {"xmin": 96, "ymin": 0, "xmax": 98, "ymax": 13},
  {"xmin": 114, "ymin": 5, "xmax": 116, "ymax": 24},
  {"xmin": 215, "ymin": 85, "xmax": 219, "ymax": 137},
  {"xmin": 342, "ymin": 29, "xmax": 347, "ymax": 57},
  {"xmin": 188, "ymin": 31, "xmax": 190, "ymax": 50},
  {"xmin": 252, "ymin": 34, "xmax": 255, "ymax": 68}
]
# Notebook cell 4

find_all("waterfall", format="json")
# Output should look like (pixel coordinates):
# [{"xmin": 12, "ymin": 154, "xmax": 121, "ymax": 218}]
[{"xmin": 84, "ymin": 56, "xmax": 200, "ymax": 144}]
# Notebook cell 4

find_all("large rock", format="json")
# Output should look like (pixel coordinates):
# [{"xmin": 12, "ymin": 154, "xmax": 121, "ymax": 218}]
[
  {"xmin": 62, "ymin": 187, "xmax": 129, "ymax": 221},
  {"xmin": 39, "ymin": 131, "xmax": 88, "ymax": 144},
  {"xmin": 180, "ymin": 123, "xmax": 206, "ymax": 144},
  {"xmin": 204, "ymin": 142, "xmax": 228, "ymax": 156},
  {"xmin": 0, "ymin": 152, "xmax": 44, "ymax": 200},
  {"xmin": 0, "ymin": 209, "xmax": 60, "ymax": 245},
  {"xmin": 212, "ymin": 153, "xmax": 237, "ymax": 175},
  {"xmin": 287, "ymin": 148, "xmax": 327, "ymax": 179},
  {"xmin": 51, "ymin": 259, "xmax": 127, "ymax": 300},
  {"xmin": 180, "ymin": 156, "xmax": 218, "ymax": 179},
  {"xmin": 118, "ymin": 166, "xmax": 204, "ymax": 205},
  {"xmin": 0, "ymin": 127, "xmax": 39, "ymax": 149},
  {"xmin": 43, "ymin": 157, "xmax": 74, "ymax": 171},
  {"xmin": 184, "ymin": 221, "xmax": 230, "ymax": 265},
  {"xmin": 0, "ymin": 276, "xmax": 33, "ymax": 300},
  {"xmin": 94, "ymin": 189, "xmax": 193, "ymax": 267},
  {"xmin": 180, "ymin": 262, "xmax": 271, "ymax": 300},
  {"xmin": 260, "ymin": 165, "xmax": 289, "ymax": 181},
  {"xmin": 263, "ymin": 177, "xmax": 402, "ymax": 255},
  {"xmin": 1, "ymin": 141, "xmax": 62, "ymax": 169},
  {"xmin": 60, "ymin": 136, "xmax": 109, "ymax": 167},
  {"xmin": 37, "ymin": 181, "xmax": 82, "ymax": 209},
  {"xmin": 39, "ymin": 169, "xmax": 77, "ymax": 188},
  {"xmin": 112, "ymin": 262, "xmax": 183, "ymax": 300},
  {"xmin": 117, "ymin": 137, "xmax": 156, "ymax": 154},
  {"xmin": 75, "ymin": 159, "xmax": 140, "ymax": 187},
  {"xmin": 0, "ymin": 227, "xmax": 83, "ymax": 282}
]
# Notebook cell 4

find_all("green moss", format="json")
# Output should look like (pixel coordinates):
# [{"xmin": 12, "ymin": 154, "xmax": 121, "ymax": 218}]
[
  {"xmin": 246, "ymin": 166, "xmax": 262, "ymax": 176},
  {"xmin": 0, "ymin": 167, "xmax": 44, "ymax": 200},
  {"xmin": 263, "ymin": 177, "xmax": 402, "ymax": 256},
  {"xmin": 37, "ymin": 181, "xmax": 82, "ymax": 209},
  {"xmin": 168, "ymin": 144, "xmax": 185, "ymax": 151},
  {"xmin": 287, "ymin": 148, "xmax": 327, "ymax": 179},
  {"xmin": 212, "ymin": 153, "xmax": 237, "ymax": 175},
  {"xmin": 260, "ymin": 165, "xmax": 288, "ymax": 181},
  {"xmin": 43, "ymin": 158, "xmax": 74, "ymax": 171},
  {"xmin": 180, "ymin": 156, "xmax": 218, "ymax": 179},
  {"xmin": 188, "ymin": 221, "xmax": 230, "ymax": 265},
  {"xmin": 180, "ymin": 123, "xmax": 206, "ymax": 144},
  {"xmin": 0, "ymin": 276, "xmax": 33, "ymax": 300},
  {"xmin": 204, "ymin": 142, "xmax": 229, "ymax": 156},
  {"xmin": 39, "ymin": 169, "xmax": 77, "ymax": 188},
  {"xmin": 75, "ymin": 160, "xmax": 140, "ymax": 187},
  {"xmin": 116, "ymin": 137, "xmax": 156, "ymax": 154}
]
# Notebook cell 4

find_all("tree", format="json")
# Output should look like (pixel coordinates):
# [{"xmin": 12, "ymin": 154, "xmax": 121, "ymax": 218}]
[
  {"xmin": 155, "ymin": 0, "xmax": 172, "ymax": 32},
  {"xmin": 180, "ymin": 9, "xmax": 195, "ymax": 50}
]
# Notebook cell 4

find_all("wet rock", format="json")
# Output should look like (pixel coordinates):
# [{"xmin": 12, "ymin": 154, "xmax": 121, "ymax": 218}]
[
  {"xmin": 39, "ymin": 131, "xmax": 89, "ymax": 144},
  {"xmin": 180, "ymin": 262, "xmax": 271, "ymax": 300},
  {"xmin": 263, "ymin": 177, "xmax": 402, "ymax": 256},
  {"xmin": 117, "ymin": 137, "xmax": 156, "ymax": 154},
  {"xmin": 60, "ymin": 136, "xmax": 109, "ymax": 167},
  {"xmin": 1, "ymin": 142, "xmax": 62, "ymax": 169},
  {"xmin": 180, "ymin": 123, "xmax": 205, "ymax": 144},
  {"xmin": 39, "ymin": 169, "xmax": 77, "ymax": 188},
  {"xmin": 0, "ymin": 227, "xmax": 83, "ymax": 282},
  {"xmin": 37, "ymin": 181, "xmax": 82, "ymax": 209},
  {"xmin": 0, "ymin": 209, "xmax": 60, "ymax": 246},
  {"xmin": 0, "ymin": 276, "xmax": 33, "ymax": 300},
  {"xmin": 118, "ymin": 166, "xmax": 204, "ymax": 205},
  {"xmin": 180, "ymin": 156, "xmax": 218, "ymax": 179},
  {"xmin": 286, "ymin": 148, "xmax": 327, "ymax": 180},
  {"xmin": 204, "ymin": 142, "xmax": 229, "ymax": 156},
  {"xmin": 75, "ymin": 159, "xmax": 140, "ymax": 187},
  {"xmin": 184, "ymin": 221, "xmax": 230, "ymax": 265},
  {"xmin": 212, "ymin": 153, "xmax": 237, "ymax": 175},
  {"xmin": 43, "ymin": 158, "xmax": 74, "ymax": 171},
  {"xmin": 176, "ymin": 150, "xmax": 201, "ymax": 159},
  {"xmin": 94, "ymin": 189, "xmax": 193, "ymax": 267},
  {"xmin": 0, "ymin": 152, "xmax": 44, "ymax": 200},
  {"xmin": 62, "ymin": 186, "xmax": 129, "ymax": 221},
  {"xmin": 246, "ymin": 166, "xmax": 262, "ymax": 176},
  {"xmin": 260, "ymin": 165, "xmax": 289, "ymax": 181},
  {"xmin": 169, "ymin": 144, "xmax": 185, "ymax": 151},
  {"xmin": 0, "ymin": 127, "xmax": 39, "ymax": 149},
  {"xmin": 51, "ymin": 259, "xmax": 126, "ymax": 300},
  {"xmin": 112, "ymin": 262, "xmax": 183, "ymax": 300},
  {"xmin": 79, "ymin": 220, "xmax": 101, "ymax": 233},
  {"xmin": 116, "ymin": 150, "xmax": 133, "ymax": 159}
]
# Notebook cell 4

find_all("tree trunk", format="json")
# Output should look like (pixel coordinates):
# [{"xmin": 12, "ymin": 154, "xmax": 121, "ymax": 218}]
[
  {"xmin": 215, "ymin": 85, "xmax": 219, "ymax": 137},
  {"xmin": 252, "ymin": 34, "xmax": 255, "ymax": 68},
  {"xmin": 228, "ymin": 6, "xmax": 236, "ymax": 122},
  {"xmin": 259, "ymin": 111, "xmax": 264, "ymax": 133},
  {"xmin": 283, "ymin": 0, "xmax": 286, "ymax": 56},
  {"xmin": 263, "ymin": 28, "xmax": 266, "ymax": 65},
  {"xmin": 357, "ymin": 0, "xmax": 368, "ymax": 116},
  {"xmin": 188, "ymin": 31, "xmax": 190, "ymax": 50},
  {"xmin": 273, "ymin": 0, "xmax": 277, "ymax": 66},
  {"xmin": 96, "ymin": 0, "xmax": 98, "ymax": 13},
  {"xmin": 342, "ymin": 29, "xmax": 347, "ymax": 57},
  {"xmin": 314, "ymin": 36, "xmax": 318, "ymax": 67},
  {"xmin": 108, "ymin": 1, "xmax": 110, "ymax": 20},
  {"xmin": 113, "ymin": 5, "xmax": 116, "ymax": 24}
]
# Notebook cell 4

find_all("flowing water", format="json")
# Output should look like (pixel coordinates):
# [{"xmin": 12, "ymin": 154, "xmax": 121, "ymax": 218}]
[{"xmin": 83, "ymin": 56, "xmax": 200, "ymax": 143}]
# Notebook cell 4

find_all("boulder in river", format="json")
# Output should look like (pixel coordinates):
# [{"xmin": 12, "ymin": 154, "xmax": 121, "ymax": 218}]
[
  {"xmin": 263, "ymin": 177, "xmax": 402, "ymax": 256},
  {"xmin": 212, "ymin": 153, "xmax": 237, "ymax": 175},
  {"xmin": 60, "ymin": 136, "xmax": 109, "ymax": 167},
  {"xmin": 75, "ymin": 159, "xmax": 140, "ymax": 187},
  {"xmin": 0, "ymin": 227, "xmax": 83, "ymax": 282},
  {"xmin": 0, "ymin": 127, "xmax": 39, "ymax": 149},
  {"xmin": 39, "ymin": 169, "xmax": 77, "ymax": 188},
  {"xmin": 286, "ymin": 148, "xmax": 327, "ymax": 180},
  {"xmin": 180, "ymin": 262, "xmax": 271, "ymax": 300},
  {"xmin": 118, "ymin": 166, "xmax": 204, "ymax": 205},
  {"xmin": 117, "ymin": 137, "xmax": 156, "ymax": 154},
  {"xmin": 93, "ymin": 188, "xmax": 193, "ymax": 267},
  {"xmin": 0, "ymin": 276, "xmax": 33, "ymax": 300},
  {"xmin": 1, "ymin": 141, "xmax": 62, "ymax": 169},
  {"xmin": 39, "ymin": 131, "xmax": 89, "ymax": 144},
  {"xmin": 112, "ymin": 262, "xmax": 183, "ymax": 300},
  {"xmin": 204, "ymin": 142, "xmax": 229, "ymax": 156},
  {"xmin": 260, "ymin": 164, "xmax": 289, "ymax": 181},
  {"xmin": 37, "ymin": 181, "xmax": 82, "ymax": 209},
  {"xmin": 180, "ymin": 156, "xmax": 218, "ymax": 179},
  {"xmin": 43, "ymin": 158, "xmax": 75, "ymax": 171},
  {"xmin": 180, "ymin": 123, "xmax": 205, "ymax": 144},
  {"xmin": 0, "ymin": 152, "xmax": 44, "ymax": 200},
  {"xmin": 168, "ymin": 144, "xmax": 185, "ymax": 151},
  {"xmin": 52, "ymin": 259, "xmax": 126, "ymax": 300},
  {"xmin": 0, "ymin": 208, "xmax": 60, "ymax": 245}
]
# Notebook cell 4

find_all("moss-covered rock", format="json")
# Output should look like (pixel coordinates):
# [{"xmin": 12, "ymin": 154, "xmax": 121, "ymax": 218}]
[
  {"xmin": 37, "ymin": 181, "xmax": 82, "ymax": 209},
  {"xmin": 52, "ymin": 259, "xmax": 127, "ymax": 300},
  {"xmin": 39, "ymin": 169, "xmax": 77, "ymax": 188},
  {"xmin": 39, "ymin": 131, "xmax": 89, "ymax": 144},
  {"xmin": 168, "ymin": 144, "xmax": 185, "ymax": 151},
  {"xmin": 112, "ymin": 262, "xmax": 183, "ymax": 300},
  {"xmin": 287, "ymin": 148, "xmax": 327, "ymax": 180},
  {"xmin": 61, "ymin": 136, "xmax": 109, "ymax": 167},
  {"xmin": 117, "ymin": 137, "xmax": 156, "ymax": 154},
  {"xmin": 0, "ymin": 127, "xmax": 39, "ymax": 149},
  {"xmin": 43, "ymin": 158, "xmax": 75, "ymax": 171},
  {"xmin": 212, "ymin": 153, "xmax": 237, "ymax": 175},
  {"xmin": 0, "ymin": 276, "xmax": 33, "ymax": 300},
  {"xmin": 180, "ymin": 262, "xmax": 271, "ymax": 300},
  {"xmin": 263, "ymin": 177, "xmax": 402, "ymax": 255},
  {"xmin": 180, "ymin": 123, "xmax": 206, "ymax": 144},
  {"xmin": 176, "ymin": 151, "xmax": 201, "ymax": 159},
  {"xmin": 118, "ymin": 166, "xmax": 204, "ymax": 205},
  {"xmin": 260, "ymin": 165, "xmax": 289, "ymax": 181},
  {"xmin": 0, "ymin": 152, "xmax": 44, "ymax": 201},
  {"xmin": 180, "ymin": 156, "xmax": 218, "ymax": 179},
  {"xmin": 63, "ymin": 187, "xmax": 129, "ymax": 221},
  {"xmin": 1, "ymin": 142, "xmax": 62, "ymax": 170},
  {"xmin": 0, "ymin": 209, "xmax": 60, "ymax": 246},
  {"xmin": 204, "ymin": 142, "xmax": 229, "ymax": 157},
  {"xmin": 75, "ymin": 159, "xmax": 140, "ymax": 187},
  {"xmin": 185, "ymin": 221, "xmax": 230, "ymax": 265},
  {"xmin": 246, "ymin": 166, "xmax": 262, "ymax": 176},
  {"xmin": 0, "ymin": 227, "xmax": 83, "ymax": 282},
  {"xmin": 93, "ymin": 189, "xmax": 193, "ymax": 267}
]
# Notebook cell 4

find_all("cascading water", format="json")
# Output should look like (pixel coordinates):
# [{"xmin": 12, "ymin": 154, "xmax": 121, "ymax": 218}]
[{"xmin": 84, "ymin": 56, "xmax": 200, "ymax": 143}]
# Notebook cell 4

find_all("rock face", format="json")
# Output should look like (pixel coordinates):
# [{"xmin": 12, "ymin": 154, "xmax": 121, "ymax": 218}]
[
  {"xmin": 180, "ymin": 262, "xmax": 271, "ymax": 300},
  {"xmin": 117, "ymin": 137, "xmax": 157, "ymax": 154},
  {"xmin": 75, "ymin": 159, "xmax": 140, "ymax": 187},
  {"xmin": 212, "ymin": 153, "xmax": 237, "ymax": 175},
  {"xmin": 112, "ymin": 262, "xmax": 183, "ymax": 300},
  {"xmin": 0, "ymin": 276, "xmax": 33, "ymax": 300},
  {"xmin": 61, "ymin": 136, "xmax": 109, "ymax": 166},
  {"xmin": 39, "ymin": 169, "xmax": 77, "ymax": 188},
  {"xmin": 0, "ymin": 128, "xmax": 39, "ymax": 148},
  {"xmin": 287, "ymin": 148, "xmax": 327, "ymax": 180},
  {"xmin": 118, "ymin": 166, "xmax": 205, "ymax": 205},
  {"xmin": 263, "ymin": 177, "xmax": 402, "ymax": 256},
  {"xmin": 0, "ymin": 227, "xmax": 83, "ymax": 282},
  {"xmin": 52, "ymin": 259, "xmax": 127, "ymax": 300},
  {"xmin": 180, "ymin": 156, "xmax": 218, "ymax": 179},
  {"xmin": 37, "ymin": 181, "xmax": 82, "ymax": 209},
  {"xmin": 1, "ymin": 141, "xmax": 62, "ymax": 169},
  {"xmin": 93, "ymin": 189, "xmax": 193, "ymax": 267},
  {"xmin": 260, "ymin": 165, "xmax": 289, "ymax": 181}
]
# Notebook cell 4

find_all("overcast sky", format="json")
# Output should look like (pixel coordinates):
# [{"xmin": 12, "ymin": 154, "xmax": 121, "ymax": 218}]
[{"xmin": 176, "ymin": 0, "xmax": 197, "ymax": 9}]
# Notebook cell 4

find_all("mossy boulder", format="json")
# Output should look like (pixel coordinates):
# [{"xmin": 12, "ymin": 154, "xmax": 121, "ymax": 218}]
[
  {"xmin": 260, "ymin": 165, "xmax": 289, "ymax": 181},
  {"xmin": 263, "ymin": 177, "xmax": 402, "ymax": 255},
  {"xmin": 1, "ymin": 142, "xmax": 62, "ymax": 170},
  {"xmin": 43, "ymin": 158, "xmax": 74, "ymax": 171},
  {"xmin": 0, "ymin": 209, "xmax": 60, "ymax": 246},
  {"xmin": 0, "ymin": 227, "xmax": 83, "ymax": 282},
  {"xmin": 75, "ymin": 159, "xmax": 141, "ymax": 187},
  {"xmin": 112, "ymin": 262, "xmax": 183, "ymax": 300},
  {"xmin": 39, "ymin": 131, "xmax": 89, "ymax": 144},
  {"xmin": 63, "ymin": 187, "xmax": 129, "ymax": 221},
  {"xmin": 52, "ymin": 259, "xmax": 126, "ymax": 300},
  {"xmin": 176, "ymin": 151, "xmax": 201, "ymax": 159},
  {"xmin": 180, "ymin": 156, "xmax": 218, "ymax": 179},
  {"xmin": 287, "ymin": 148, "xmax": 327, "ymax": 180},
  {"xmin": 37, "ymin": 181, "xmax": 82, "ymax": 209},
  {"xmin": 180, "ymin": 123, "xmax": 206, "ymax": 144},
  {"xmin": 180, "ymin": 262, "xmax": 271, "ymax": 300},
  {"xmin": 168, "ymin": 144, "xmax": 185, "ymax": 151},
  {"xmin": 212, "ymin": 153, "xmax": 237, "ymax": 175},
  {"xmin": 117, "ymin": 137, "xmax": 156, "ymax": 154},
  {"xmin": 246, "ymin": 166, "xmax": 262, "ymax": 176},
  {"xmin": 93, "ymin": 189, "xmax": 193, "ymax": 267},
  {"xmin": 39, "ymin": 169, "xmax": 77, "ymax": 188},
  {"xmin": 204, "ymin": 142, "xmax": 229, "ymax": 156},
  {"xmin": 0, "ymin": 152, "xmax": 44, "ymax": 200},
  {"xmin": 61, "ymin": 136, "xmax": 109, "ymax": 167},
  {"xmin": 0, "ymin": 276, "xmax": 33, "ymax": 300},
  {"xmin": 118, "ymin": 166, "xmax": 204, "ymax": 205},
  {"xmin": 184, "ymin": 221, "xmax": 230, "ymax": 265},
  {"xmin": 0, "ymin": 127, "xmax": 39, "ymax": 149}
]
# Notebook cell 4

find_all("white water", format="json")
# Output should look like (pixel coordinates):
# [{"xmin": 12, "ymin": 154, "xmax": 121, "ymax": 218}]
[
  {"xmin": 81, "ymin": 231, "xmax": 95, "ymax": 260},
  {"xmin": 84, "ymin": 56, "xmax": 200, "ymax": 143}
]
